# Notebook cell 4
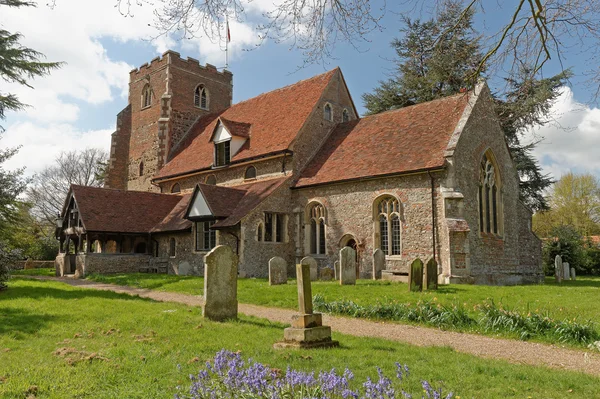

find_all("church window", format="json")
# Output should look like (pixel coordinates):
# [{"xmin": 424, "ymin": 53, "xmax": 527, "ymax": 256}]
[
  {"xmin": 307, "ymin": 203, "xmax": 326, "ymax": 255},
  {"xmin": 194, "ymin": 85, "xmax": 209, "ymax": 109},
  {"xmin": 375, "ymin": 196, "xmax": 401, "ymax": 256},
  {"xmin": 264, "ymin": 213, "xmax": 273, "ymax": 242},
  {"xmin": 169, "ymin": 238, "xmax": 176, "ymax": 257},
  {"xmin": 324, "ymin": 103, "xmax": 333, "ymax": 121},
  {"xmin": 244, "ymin": 165, "xmax": 257, "ymax": 180},
  {"xmin": 478, "ymin": 150, "xmax": 502, "ymax": 235},
  {"xmin": 214, "ymin": 140, "xmax": 231, "ymax": 167},
  {"xmin": 264, "ymin": 212, "xmax": 285, "ymax": 243},
  {"xmin": 195, "ymin": 221, "xmax": 216, "ymax": 251},
  {"xmin": 142, "ymin": 84, "xmax": 152, "ymax": 108},
  {"xmin": 139, "ymin": 161, "xmax": 144, "ymax": 177},
  {"xmin": 205, "ymin": 174, "xmax": 217, "ymax": 185},
  {"xmin": 171, "ymin": 183, "xmax": 181, "ymax": 193},
  {"xmin": 257, "ymin": 223, "xmax": 264, "ymax": 242},
  {"xmin": 342, "ymin": 108, "xmax": 350, "ymax": 122}
]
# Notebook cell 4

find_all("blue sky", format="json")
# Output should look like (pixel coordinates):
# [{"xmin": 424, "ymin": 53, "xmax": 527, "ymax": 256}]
[{"xmin": 2, "ymin": 0, "xmax": 600, "ymax": 181}]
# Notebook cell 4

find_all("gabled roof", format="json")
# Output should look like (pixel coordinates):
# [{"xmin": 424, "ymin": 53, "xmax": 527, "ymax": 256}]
[
  {"xmin": 294, "ymin": 92, "xmax": 471, "ymax": 188},
  {"xmin": 185, "ymin": 183, "xmax": 247, "ymax": 220},
  {"xmin": 218, "ymin": 117, "xmax": 251, "ymax": 138},
  {"xmin": 154, "ymin": 69, "xmax": 339, "ymax": 180},
  {"xmin": 151, "ymin": 194, "xmax": 193, "ymax": 233},
  {"xmin": 69, "ymin": 185, "xmax": 184, "ymax": 233}
]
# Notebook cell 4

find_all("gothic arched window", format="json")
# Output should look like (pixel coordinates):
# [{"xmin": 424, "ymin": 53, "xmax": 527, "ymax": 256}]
[
  {"xmin": 479, "ymin": 150, "xmax": 502, "ymax": 235},
  {"xmin": 375, "ymin": 196, "xmax": 401, "ymax": 256},
  {"xmin": 194, "ymin": 84, "xmax": 209, "ymax": 109},
  {"xmin": 142, "ymin": 84, "xmax": 152, "ymax": 108},
  {"xmin": 323, "ymin": 103, "xmax": 333, "ymax": 121},
  {"xmin": 307, "ymin": 203, "xmax": 326, "ymax": 255},
  {"xmin": 342, "ymin": 108, "xmax": 350, "ymax": 122}
]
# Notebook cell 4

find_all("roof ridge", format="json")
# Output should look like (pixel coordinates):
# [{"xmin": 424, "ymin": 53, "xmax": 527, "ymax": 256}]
[
  {"xmin": 361, "ymin": 91, "xmax": 471, "ymax": 119},
  {"xmin": 73, "ymin": 185, "xmax": 182, "ymax": 198}
]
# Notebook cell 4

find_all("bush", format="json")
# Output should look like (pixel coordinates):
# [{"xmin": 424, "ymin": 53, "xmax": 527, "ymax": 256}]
[
  {"xmin": 176, "ymin": 349, "xmax": 455, "ymax": 399},
  {"xmin": 0, "ymin": 241, "xmax": 21, "ymax": 291},
  {"xmin": 542, "ymin": 225, "xmax": 586, "ymax": 275}
]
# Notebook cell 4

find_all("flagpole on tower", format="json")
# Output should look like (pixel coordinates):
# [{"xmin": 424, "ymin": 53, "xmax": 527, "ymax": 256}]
[{"xmin": 225, "ymin": 16, "xmax": 230, "ymax": 69}]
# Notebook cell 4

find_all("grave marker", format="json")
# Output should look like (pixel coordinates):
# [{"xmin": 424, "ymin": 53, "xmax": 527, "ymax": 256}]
[
  {"xmin": 425, "ymin": 258, "xmax": 438, "ymax": 290},
  {"xmin": 554, "ymin": 255, "xmax": 563, "ymax": 283},
  {"xmin": 372, "ymin": 249, "xmax": 385, "ymax": 280},
  {"xmin": 570, "ymin": 267, "xmax": 576, "ymax": 281},
  {"xmin": 339, "ymin": 247, "xmax": 356, "ymax": 285},
  {"xmin": 301, "ymin": 256, "xmax": 318, "ymax": 281},
  {"xmin": 563, "ymin": 262, "xmax": 571, "ymax": 281},
  {"xmin": 409, "ymin": 258, "xmax": 424, "ymax": 292},
  {"xmin": 269, "ymin": 256, "xmax": 288, "ymax": 285},
  {"xmin": 202, "ymin": 245, "xmax": 238, "ymax": 321}
]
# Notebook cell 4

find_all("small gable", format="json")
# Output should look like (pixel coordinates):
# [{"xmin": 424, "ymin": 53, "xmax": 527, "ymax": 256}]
[{"xmin": 186, "ymin": 188, "xmax": 214, "ymax": 219}]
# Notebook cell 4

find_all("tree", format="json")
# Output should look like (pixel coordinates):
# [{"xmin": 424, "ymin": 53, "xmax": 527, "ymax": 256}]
[
  {"xmin": 0, "ymin": 0, "xmax": 62, "ymax": 131},
  {"xmin": 542, "ymin": 225, "xmax": 586, "ymax": 275},
  {"xmin": 362, "ymin": 1, "xmax": 568, "ymax": 211},
  {"xmin": 27, "ymin": 148, "xmax": 108, "ymax": 225}
]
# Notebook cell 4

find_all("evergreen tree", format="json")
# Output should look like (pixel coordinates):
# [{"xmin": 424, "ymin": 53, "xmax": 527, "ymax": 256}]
[
  {"xmin": 362, "ymin": 0, "xmax": 567, "ymax": 211},
  {"xmin": 0, "ymin": 0, "xmax": 62, "ymax": 131}
]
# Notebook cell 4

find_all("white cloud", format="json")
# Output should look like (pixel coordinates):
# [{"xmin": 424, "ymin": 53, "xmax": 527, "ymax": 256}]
[{"xmin": 527, "ymin": 87, "xmax": 600, "ymax": 180}]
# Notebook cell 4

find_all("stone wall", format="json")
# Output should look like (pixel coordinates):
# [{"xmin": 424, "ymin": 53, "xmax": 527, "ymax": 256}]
[
  {"xmin": 105, "ymin": 105, "xmax": 132, "ymax": 190},
  {"xmin": 153, "ymin": 231, "xmax": 205, "ymax": 275},
  {"xmin": 10, "ymin": 260, "xmax": 55, "ymax": 271},
  {"xmin": 78, "ymin": 254, "xmax": 153, "ymax": 276}
]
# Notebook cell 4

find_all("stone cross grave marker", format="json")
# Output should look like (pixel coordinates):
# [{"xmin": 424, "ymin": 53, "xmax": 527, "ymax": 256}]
[
  {"xmin": 372, "ymin": 249, "xmax": 385, "ymax": 280},
  {"xmin": 409, "ymin": 258, "xmax": 424, "ymax": 292},
  {"xmin": 274, "ymin": 262, "xmax": 339, "ymax": 348},
  {"xmin": 570, "ymin": 267, "xmax": 576, "ymax": 281},
  {"xmin": 339, "ymin": 246, "xmax": 356, "ymax": 285},
  {"xmin": 202, "ymin": 245, "xmax": 238, "ymax": 321},
  {"xmin": 269, "ymin": 256, "xmax": 288, "ymax": 285},
  {"xmin": 554, "ymin": 255, "xmax": 563, "ymax": 283},
  {"xmin": 425, "ymin": 258, "xmax": 438, "ymax": 290},
  {"xmin": 301, "ymin": 256, "xmax": 318, "ymax": 281},
  {"xmin": 563, "ymin": 262, "xmax": 571, "ymax": 281}
]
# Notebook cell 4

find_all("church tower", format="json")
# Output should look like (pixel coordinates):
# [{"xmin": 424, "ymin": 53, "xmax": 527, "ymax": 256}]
[{"xmin": 105, "ymin": 51, "xmax": 233, "ymax": 192}]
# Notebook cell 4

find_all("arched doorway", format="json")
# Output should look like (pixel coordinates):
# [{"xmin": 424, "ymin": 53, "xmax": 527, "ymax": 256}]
[{"xmin": 340, "ymin": 234, "xmax": 360, "ymax": 278}]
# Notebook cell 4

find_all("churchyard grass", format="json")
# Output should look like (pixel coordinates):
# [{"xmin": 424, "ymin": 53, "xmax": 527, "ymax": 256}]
[
  {"xmin": 10, "ymin": 268, "xmax": 56, "ymax": 277},
  {"xmin": 1, "ymin": 278, "xmax": 599, "ymax": 398}
]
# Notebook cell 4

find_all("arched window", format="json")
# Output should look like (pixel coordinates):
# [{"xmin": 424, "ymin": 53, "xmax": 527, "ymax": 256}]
[
  {"xmin": 479, "ymin": 150, "xmax": 502, "ymax": 235},
  {"xmin": 375, "ymin": 196, "xmax": 401, "ymax": 256},
  {"xmin": 307, "ymin": 203, "xmax": 326, "ymax": 255},
  {"xmin": 139, "ymin": 161, "xmax": 144, "ymax": 177},
  {"xmin": 256, "ymin": 223, "xmax": 264, "ymax": 242},
  {"xmin": 142, "ymin": 84, "xmax": 152, "ymax": 108},
  {"xmin": 194, "ymin": 84, "xmax": 209, "ymax": 109},
  {"xmin": 169, "ymin": 238, "xmax": 176, "ymax": 257},
  {"xmin": 171, "ymin": 183, "xmax": 181, "ymax": 193},
  {"xmin": 323, "ymin": 103, "xmax": 333, "ymax": 121},
  {"xmin": 205, "ymin": 175, "xmax": 217, "ymax": 185},
  {"xmin": 342, "ymin": 108, "xmax": 350, "ymax": 122},
  {"xmin": 244, "ymin": 165, "xmax": 257, "ymax": 180}
]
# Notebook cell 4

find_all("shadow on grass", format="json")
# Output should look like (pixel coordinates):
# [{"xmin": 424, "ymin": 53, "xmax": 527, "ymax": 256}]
[
  {"xmin": 542, "ymin": 277, "xmax": 600, "ymax": 288},
  {"xmin": 87, "ymin": 273, "xmax": 203, "ymax": 291},
  {"xmin": 0, "ymin": 307, "xmax": 58, "ymax": 338}
]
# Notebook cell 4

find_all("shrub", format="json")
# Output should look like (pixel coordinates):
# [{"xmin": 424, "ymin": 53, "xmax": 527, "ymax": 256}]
[
  {"xmin": 0, "ymin": 241, "xmax": 20, "ymax": 291},
  {"xmin": 542, "ymin": 225, "xmax": 586, "ymax": 275},
  {"xmin": 176, "ymin": 349, "xmax": 454, "ymax": 399}
]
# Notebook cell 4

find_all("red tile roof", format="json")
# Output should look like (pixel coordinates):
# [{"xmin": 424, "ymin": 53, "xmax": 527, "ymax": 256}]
[
  {"xmin": 192, "ymin": 183, "xmax": 247, "ymax": 219},
  {"xmin": 219, "ymin": 117, "xmax": 251, "ymax": 138},
  {"xmin": 154, "ymin": 69, "xmax": 338, "ymax": 180},
  {"xmin": 294, "ymin": 92, "xmax": 470, "ymax": 188},
  {"xmin": 151, "ymin": 194, "xmax": 193, "ymax": 233},
  {"xmin": 71, "ymin": 185, "xmax": 183, "ymax": 233}
]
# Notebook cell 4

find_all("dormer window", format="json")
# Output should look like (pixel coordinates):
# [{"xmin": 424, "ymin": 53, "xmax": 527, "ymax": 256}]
[
  {"xmin": 142, "ymin": 84, "xmax": 152, "ymax": 108},
  {"xmin": 324, "ymin": 103, "xmax": 333, "ymax": 121},
  {"xmin": 342, "ymin": 108, "xmax": 350, "ymax": 122},
  {"xmin": 194, "ymin": 84, "xmax": 209, "ymax": 110},
  {"xmin": 214, "ymin": 140, "xmax": 231, "ymax": 167}
]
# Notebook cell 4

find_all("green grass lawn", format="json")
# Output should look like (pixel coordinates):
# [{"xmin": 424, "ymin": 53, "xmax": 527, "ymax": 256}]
[
  {"xmin": 1, "ymin": 278, "xmax": 599, "ymax": 398},
  {"xmin": 84, "ymin": 272, "xmax": 600, "ymax": 323},
  {"xmin": 10, "ymin": 268, "xmax": 56, "ymax": 277}
]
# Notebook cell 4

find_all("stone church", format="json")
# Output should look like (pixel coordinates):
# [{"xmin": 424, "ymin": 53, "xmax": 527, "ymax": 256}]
[{"xmin": 55, "ymin": 50, "xmax": 543, "ymax": 285}]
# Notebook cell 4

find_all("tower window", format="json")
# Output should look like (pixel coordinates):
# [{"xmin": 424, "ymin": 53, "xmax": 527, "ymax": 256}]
[
  {"xmin": 194, "ymin": 85, "xmax": 209, "ymax": 110},
  {"xmin": 324, "ymin": 103, "xmax": 333, "ymax": 121},
  {"xmin": 142, "ymin": 84, "xmax": 152, "ymax": 108},
  {"xmin": 214, "ymin": 140, "xmax": 231, "ymax": 167}
]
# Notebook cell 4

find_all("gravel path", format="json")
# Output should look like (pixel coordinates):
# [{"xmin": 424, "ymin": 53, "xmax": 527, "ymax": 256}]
[{"xmin": 22, "ymin": 276, "xmax": 600, "ymax": 377}]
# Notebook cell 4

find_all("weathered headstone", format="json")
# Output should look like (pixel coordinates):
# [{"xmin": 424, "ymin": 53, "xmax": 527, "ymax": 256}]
[
  {"xmin": 372, "ymin": 249, "xmax": 385, "ymax": 280},
  {"xmin": 24, "ymin": 258, "xmax": 34, "ymax": 270},
  {"xmin": 563, "ymin": 262, "xmax": 571, "ymax": 281},
  {"xmin": 202, "ymin": 245, "xmax": 238, "ymax": 321},
  {"xmin": 301, "ymin": 256, "xmax": 318, "ymax": 281},
  {"xmin": 425, "ymin": 258, "xmax": 438, "ymax": 290},
  {"xmin": 319, "ymin": 267, "xmax": 334, "ymax": 281},
  {"xmin": 339, "ymin": 247, "xmax": 356, "ymax": 285},
  {"xmin": 334, "ymin": 261, "xmax": 339, "ymax": 280},
  {"xmin": 274, "ymin": 262, "xmax": 339, "ymax": 349},
  {"xmin": 409, "ymin": 258, "xmax": 424, "ymax": 292},
  {"xmin": 269, "ymin": 256, "xmax": 288, "ymax": 285},
  {"xmin": 554, "ymin": 255, "xmax": 563, "ymax": 283},
  {"xmin": 570, "ymin": 267, "xmax": 576, "ymax": 281}
]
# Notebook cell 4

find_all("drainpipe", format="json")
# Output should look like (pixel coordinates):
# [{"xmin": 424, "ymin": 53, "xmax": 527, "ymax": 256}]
[{"xmin": 428, "ymin": 171, "xmax": 437, "ymax": 263}]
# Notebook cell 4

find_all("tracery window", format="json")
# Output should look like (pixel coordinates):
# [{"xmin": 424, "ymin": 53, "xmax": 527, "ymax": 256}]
[
  {"xmin": 194, "ymin": 85, "xmax": 209, "ymax": 109},
  {"xmin": 479, "ymin": 151, "xmax": 502, "ymax": 235},
  {"xmin": 142, "ymin": 84, "xmax": 152, "ymax": 108},
  {"xmin": 308, "ymin": 203, "xmax": 326, "ymax": 255},
  {"xmin": 375, "ymin": 196, "xmax": 401, "ymax": 256},
  {"xmin": 323, "ymin": 103, "xmax": 333, "ymax": 121}
]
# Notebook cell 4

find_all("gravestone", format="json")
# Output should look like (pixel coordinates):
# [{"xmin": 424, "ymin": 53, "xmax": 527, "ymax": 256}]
[
  {"xmin": 339, "ymin": 247, "xmax": 356, "ymax": 285},
  {"xmin": 425, "ymin": 258, "xmax": 438, "ymax": 290},
  {"xmin": 570, "ymin": 267, "xmax": 576, "ymax": 281},
  {"xmin": 554, "ymin": 255, "xmax": 563, "ymax": 283},
  {"xmin": 24, "ymin": 258, "xmax": 34, "ymax": 270},
  {"xmin": 372, "ymin": 249, "xmax": 385, "ymax": 280},
  {"xmin": 563, "ymin": 262, "xmax": 571, "ymax": 281},
  {"xmin": 269, "ymin": 256, "xmax": 288, "ymax": 285},
  {"xmin": 334, "ymin": 261, "xmax": 340, "ymax": 280},
  {"xmin": 301, "ymin": 256, "xmax": 318, "ymax": 281},
  {"xmin": 274, "ymin": 262, "xmax": 339, "ymax": 349},
  {"xmin": 409, "ymin": 258, "xmax": 424, "ymax": 292},
  {"xmin": 319, "ymin": 267, "xmax": 334, "ymax": 281},
  {"xmin": 202, "ymin": 245, "xmax": 238, "ymax": 321}
]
